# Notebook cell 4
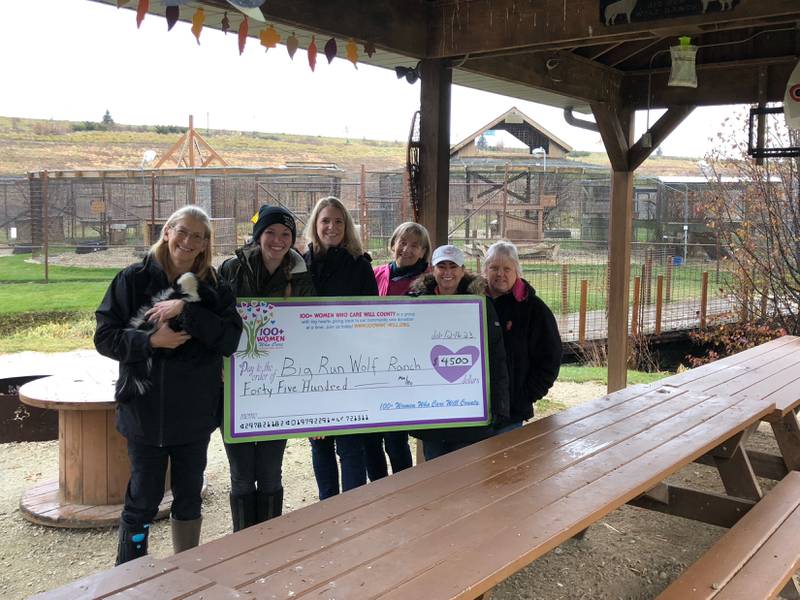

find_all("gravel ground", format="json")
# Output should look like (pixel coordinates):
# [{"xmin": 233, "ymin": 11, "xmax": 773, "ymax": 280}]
[{"xmin": 0, "ymin": 375, "xmax": 791, "ymax": 600}]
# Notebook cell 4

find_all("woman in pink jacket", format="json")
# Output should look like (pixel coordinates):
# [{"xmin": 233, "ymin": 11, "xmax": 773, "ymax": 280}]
[{"xmin": 365, "ymin": 222, "xmax": 431, "ymax": 478}]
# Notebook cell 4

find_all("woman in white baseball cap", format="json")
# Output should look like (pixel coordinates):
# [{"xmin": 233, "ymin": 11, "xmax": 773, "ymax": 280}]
[{"xmin": 407, "ymin": 244, "xmax": 510, "ymax": 459}]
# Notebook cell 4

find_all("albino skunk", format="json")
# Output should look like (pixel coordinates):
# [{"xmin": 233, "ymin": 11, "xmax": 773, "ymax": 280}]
[{"xmin": 116, "ymin": 272, "xmax": 202, "ymax": 403}]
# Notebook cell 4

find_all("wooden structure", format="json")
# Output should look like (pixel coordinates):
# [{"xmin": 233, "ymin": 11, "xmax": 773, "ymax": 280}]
[
  {"xmin": 658, "ymin": 471, "xmax": 800, "ymax": 600},
  {"xmin": 86, "ymin": 0, "xmax": 800, "ymax": 393},
  {"xmin": 154, "ymin": 115, "xmax": 228, "ymax": 169},
  {"xmin": 33, "ymin": 336, "xmax": 800, "ymax": 599},
  {"xmin": 18, "ymin": 358, "xmax": 174, "ymax": 528},
  {"xmin": 450, "ymin": 107, "xmax": 572, "ymax": 160}
]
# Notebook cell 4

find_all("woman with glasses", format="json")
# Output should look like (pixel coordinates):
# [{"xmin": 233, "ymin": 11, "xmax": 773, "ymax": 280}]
[
  {"xmin": 483, "ymin": 241, "xmax": 561, "ymax": 433},
  {"xmin": 95, "ymin": 205, "xmax": 242, "ymax": 565},
  {"xmin": 303, "ymin": 196, "xmax": 378, "ymax": 500},
  {"xmin": 219, "ymin": 205, "xmax": 315, "ymax": 530}
]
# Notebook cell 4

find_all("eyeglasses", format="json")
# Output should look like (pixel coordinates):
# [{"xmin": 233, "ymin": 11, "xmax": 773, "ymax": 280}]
[{"xmin": 171, "ymin": 225, "xmax": 206, "ymax": 243}]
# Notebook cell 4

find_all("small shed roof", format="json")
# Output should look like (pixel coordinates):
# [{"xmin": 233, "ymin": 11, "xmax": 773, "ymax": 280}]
[{"xmin": 450, "ymin": 107, "xmax": 573, "ymax": 157}]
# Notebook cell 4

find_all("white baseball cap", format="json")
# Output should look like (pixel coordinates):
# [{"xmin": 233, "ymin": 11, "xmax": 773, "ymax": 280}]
[{"xmin": 431, "ymin": 245, "xmax": 465, "ymax": 267}]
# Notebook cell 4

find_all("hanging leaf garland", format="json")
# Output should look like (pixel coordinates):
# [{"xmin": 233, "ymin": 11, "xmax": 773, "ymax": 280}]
[
  {"xmin": 307, "ymin": 36, "xmax": 317, "ymax": 72},
  {"xmin": 136, "ymin": 0, "xmax": 149, "ymax": 28},
  {"xmin": 165, "ymin": 5, "xmax": 179, "ymax": 30},
  {"xmin": 363, "ymin": 41, "xmax": 376, "ymax": 58},
  {"xmin": 346, "ymin": 39, "xmax": 358, "ymax": 68},
  {"xmin": 259, "ymin": 24, "xmax": 280, "ymax": 51},
  {"xmin": 286, "ymin": 32, "xmax": 299, "ymax": 59},
  {"xmin": 191, "ymin": 7, "xmax": 204, "ymax": 44},
  {"xmin": 221, "ymin": 11, "xmax": 230, "ymax": 34},
  {"xmin": 238, "ymin": 17, "xmax": 249, "ymax": 55},
  {"xmin": 324, "ymin": 37, "xmax": 337, "ymax": 64}
]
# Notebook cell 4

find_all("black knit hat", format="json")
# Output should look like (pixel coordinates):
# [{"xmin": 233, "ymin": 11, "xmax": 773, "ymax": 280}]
[{"xmin": 252, "ymin": 205, "xmax": 296, "ymax": 245}]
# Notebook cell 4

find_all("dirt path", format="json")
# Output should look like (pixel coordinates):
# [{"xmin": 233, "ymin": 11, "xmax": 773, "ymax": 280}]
[{"xmin": 0, "ymin": 378, "xmax": 784, "ymax": 599}]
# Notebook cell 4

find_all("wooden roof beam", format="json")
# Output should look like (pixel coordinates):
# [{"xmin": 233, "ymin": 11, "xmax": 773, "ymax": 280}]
[
  {"xmin": 429, "ymin": 0, "xmax": 800, "ymax": 58},
  {"xmin": 625, "ymin": 57, "xmax": 796, "ymax": 109},
  {"xmin": 461, "ymin": 50, "xmax": 622, "ymax": 106},
  {"xmin": 253, "ymin": 0, "xmax": 428, "ymax": 57},
  {"xmin": 628, "ymin": 106, "xmax": 694, "ymax": 171}
]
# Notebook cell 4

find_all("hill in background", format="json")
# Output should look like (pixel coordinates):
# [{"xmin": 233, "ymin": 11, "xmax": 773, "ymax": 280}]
[{"xmin": 0, "ymin": 115, "xmax": 704, "ymax": 177}]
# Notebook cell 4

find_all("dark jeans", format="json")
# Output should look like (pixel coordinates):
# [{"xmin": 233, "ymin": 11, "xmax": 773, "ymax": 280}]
[
  {"xmin": 421, "ymin": 438, "xmax": 475, "ymax": 461},
  {"xmin": 310, "ymin": 435, "xmax": 367, "ymax": 500},
  {"xmin": 121, "ymin": 436, "xmax": 210, "ymax": 528},
  {"xmin": 364, "ymin": 431, "xmax": 413, "ymax": 480},
  {"xmin": 493, "ymin": 421, "xmax": 524, "ymax": 435},
  {"xmin": 223, "ymin": 437, "xmax": 287, "ymax": 496}
]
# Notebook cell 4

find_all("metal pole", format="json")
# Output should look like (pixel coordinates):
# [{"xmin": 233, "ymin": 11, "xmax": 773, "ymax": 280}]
[
  {"xmin": 683, "ymin": 183, "xmax": 689, "ymax": 262},
  {"xmin": 43, "ymin": 171, "xmax": 49, "ymax": 283}
]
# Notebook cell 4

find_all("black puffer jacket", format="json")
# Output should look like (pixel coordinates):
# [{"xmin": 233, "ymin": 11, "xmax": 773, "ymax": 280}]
[
  {"xmin": 303, "ymin": 244, "xmax": 378, "ymax": 297},
  {"xmin": 220, "ymin": 245, "xmax": 316, "ymax": 298},
  {"xmin": 491, "ymin": 278, "xmax": 561, "ymax": 422},
  {"xmin": 407, "ymin": 273, "xmax": 511, "ymax": 443},
  {"xmin": 94, "ymin": 256, "xmax": 242, "ymax": 446}
]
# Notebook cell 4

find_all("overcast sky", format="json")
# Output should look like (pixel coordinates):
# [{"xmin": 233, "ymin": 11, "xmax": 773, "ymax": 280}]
[{"xmin": 0, "ymin": 0, "xmax": 739, "ymax": 159}]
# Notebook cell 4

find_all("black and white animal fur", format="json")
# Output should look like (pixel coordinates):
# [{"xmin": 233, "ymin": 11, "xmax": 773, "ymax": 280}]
[{"xmin": 118, "ymin": 272, "xmax": 202, "ymax": 401}]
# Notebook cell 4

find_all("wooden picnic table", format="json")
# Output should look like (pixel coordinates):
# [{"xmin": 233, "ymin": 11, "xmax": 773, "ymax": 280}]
[
  {"xmin": 35, "ymin": 380, "xmax": 775, "ymax": 599},
  {"xmin": 656, "ymin": 335, "xmax": 800, "ymax": 479},
  {"xmin": 18, "ymin": 358, "xmax": 175, "ymax": 528}
]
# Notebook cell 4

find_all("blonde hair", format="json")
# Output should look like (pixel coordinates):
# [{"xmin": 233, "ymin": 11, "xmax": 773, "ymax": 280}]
[
  {"xmin": 304, "ymin": 196, "xmax": 364, "ymax": 257},
  {"xmin": 150, "ymin": 205, "xmax": 215, "ymax": 282},
  {"xmin": 483, "ymin": 240, "xmax": 523, "ymax": 277},
  {"xmin": 388, "ymin": 222, "xmax": 432, "ymax": 263}
]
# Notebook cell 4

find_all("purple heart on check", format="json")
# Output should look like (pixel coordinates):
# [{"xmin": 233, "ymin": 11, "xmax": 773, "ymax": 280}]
[{"xmin": 430, "ymin": 345, "xmax": 480, "ymax": 383}]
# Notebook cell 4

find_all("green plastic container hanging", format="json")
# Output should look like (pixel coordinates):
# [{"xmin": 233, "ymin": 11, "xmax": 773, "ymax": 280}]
[{"xmin": 668, "ymin": 36, "xmax": 698, "ymax": 88}]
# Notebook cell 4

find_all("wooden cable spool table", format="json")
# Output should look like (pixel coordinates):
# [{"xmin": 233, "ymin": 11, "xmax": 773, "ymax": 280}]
[{"xmin": 18, "ymin": 368, "xmax": 176, "ymax": 528}]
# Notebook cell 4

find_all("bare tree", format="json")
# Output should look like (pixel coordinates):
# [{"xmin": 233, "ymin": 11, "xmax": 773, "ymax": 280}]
[{"xmin": 701, "ymin": 109, "xmax": 800, "ymax": 335}]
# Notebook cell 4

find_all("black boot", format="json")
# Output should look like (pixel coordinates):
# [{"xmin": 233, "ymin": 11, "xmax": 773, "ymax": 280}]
[
  {"xmin": 115, "ymin": 522, "xmax": 150, "ymax": 566},
  {"xmin": 229, "ymin": 492, "xmax": 257, "ymax": 532},
  {"xmin": 255, "ymin": 488, "xmax": 283, "ymax": 523},
  {"xmin": 171, "ymin": 516, "xmax": 202, "ymax": 554}
]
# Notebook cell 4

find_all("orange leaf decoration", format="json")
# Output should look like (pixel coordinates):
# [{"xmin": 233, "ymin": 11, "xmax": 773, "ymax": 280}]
[
  {"xmin": 238, "ymin": 17, "xmax": 248, "ymax": 55},
  {"xmin": 308, "ymin": 35, "xmax": 317, "ymax": 72},
  {"xmin": 324, "ymin": 37, "xmax": 337, "ymax": 64},
  {"xmin": 191, "ymin": 8, "xmax": 205, "ymax": 44},
  {"xmin": 259, "ymin": 24, "xmax": 280, "ymax": 51},
  {"xmin": 363, "ymin": 41, "xmax": 376, "ymax": 58},
  {"xmin": 221, "ymin": 11, "xmax": 230, "ymax": 34},
  {"xmin": 346, "ymin": 39, "xmax": 358, "ymax": 68},
  {"xmin": 136, "ymin": 0, "xmax": 148, "ymax": 29},
  {"xmin": 286, "ymin": 32, "xmax": 299, "ymax": 59}
]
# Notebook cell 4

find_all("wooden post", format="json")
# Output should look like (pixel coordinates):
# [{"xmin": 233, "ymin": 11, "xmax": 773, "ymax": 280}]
[
  {"xmin": 579, "ymin": 279, "xmax": 588, "ymax": 345},
  {"xmin": 655, "ymin": 275, "xmax": 664, "ymax": 336},
  {"xmin": 700, "ymin": 271, "xmax": 709, "ymax": 328},
  {"xmin": 561, "ymin": 264, "xmax": 569, "ymax": 316},
  {"xmin": 501, "ymin": 163, "xmax": 509, "ymax": 238},
  {"xmin": 401, "ymin": 170, "xmax": 409, "ymax": 223},
  {"xmin": 665, "ymin": 256, "xmax": 673, "ymax": 303},
  {"xmin": 631, "ymin": 276, "xmax": 641, "ymax": 336},
  {"xmin": 360, "ymin": 164, "xmax": 368, "ymax": 248},
  {"xmin": 150, "ymin": 173, "xmax": 156, "ymax": 245},
  {"xmin": 418, "ymin": 58, "xmax": 452, "ymax": 248},
  {"xmin": 760, "ymin": 292, "xmax": 768, "ymax": 319},
  {"xmin": 644, "ymin": 249, "xmax": 653, "ymax": 306},
  {"xmin": 42, "ymin": 170, "xmax": 49, "ymax": 284},
  {"xmin": 606, "ymin": 169, "xmax": 635, "ymax": 391},
  {"xmin": 188, "ymin": 115, "xmax": 195, "ymax": 167}
]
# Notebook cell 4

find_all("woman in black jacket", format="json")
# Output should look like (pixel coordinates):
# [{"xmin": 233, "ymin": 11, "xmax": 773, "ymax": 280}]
[
  {"xmin": 303, "ymin": 196, "xmax": 379, "ymax": 499},
  {"xmin": 219, "ymin": 205, "xmax": 315, "ymax": 531},
  {"xmin": 95, "ymin": 205, "xmax": 242, "ymax": 565},
  {"xmin": 483, "ymin": 241, "xmax": 561, "ymax": 431},
  {"xmin": 408, "ymin": 244, "xmax": 511, "ymax": 460}
]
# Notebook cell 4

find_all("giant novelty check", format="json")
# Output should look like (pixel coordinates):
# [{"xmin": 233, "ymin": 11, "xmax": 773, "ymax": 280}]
[{"xmin": 223, "ymin": 297, "xmax": 490, "ymax": 442}]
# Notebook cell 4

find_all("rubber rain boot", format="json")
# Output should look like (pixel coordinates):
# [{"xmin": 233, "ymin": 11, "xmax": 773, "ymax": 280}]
[
  {"xmin": 229, "ymin": 491, "xmax": 257, "ymax": 532},
  {"xmin": 255, "ymin": 488, "xmax": 284, "ymax": 523},
  {"xmin": 115, "ymin": 522, "xmax": 150, "ymax": 566},
  {"xmin": 171, "ymin": 516, "xmax": 202, "ymax": 554}
]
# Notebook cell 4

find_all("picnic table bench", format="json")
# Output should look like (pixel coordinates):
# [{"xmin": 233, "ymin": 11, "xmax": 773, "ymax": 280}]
[
  {"xmin": 658, "ymin": 470, "xmax": 800, "ymax": 600},
  {"xmin": 35, "ymin": 380, "xmax": 777, "ymax": 599}
]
